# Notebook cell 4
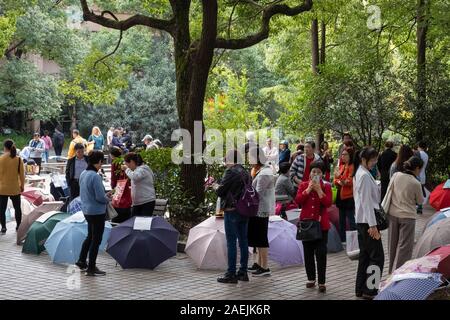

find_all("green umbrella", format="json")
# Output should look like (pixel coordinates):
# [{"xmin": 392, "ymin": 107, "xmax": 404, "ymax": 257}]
[{"xmin": 22, "ymin": 212, "xmax": 71, "ymax": 255}]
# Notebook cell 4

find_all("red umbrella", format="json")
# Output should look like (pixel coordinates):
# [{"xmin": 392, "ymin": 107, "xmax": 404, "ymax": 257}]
[
  {"xmin": 426, "ymin": 245, "xmax": 450, "ymax": 279},
  {"xmin": 429, "ymin": 181, "xmax": 450, "ymax": 211},
  {"xmin": 21, "ymin": 190, "xmax": 44, "ymax": 207},
  {"xmin": 328, "ymin": 205, "xmax": 350, "ymax": 231}
]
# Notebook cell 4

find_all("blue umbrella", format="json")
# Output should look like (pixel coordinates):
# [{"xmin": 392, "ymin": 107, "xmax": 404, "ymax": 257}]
[
  {"xmin": 375, "ymin": 273, "xmax": 443, "ymax": 300},
  {"xmin": 67, "ymin": 197, "xmax": 82, "ymax": 215},
  {"xmin": 327, "ymin": 223, "xmax": 344, "ymax": 253},
  {"xmin": 426, "ymin": 209, "xmax": 450, "ymax": 230},
  {"xmin": 44, "ymin": 214, "xmax": 112, "ymax": 264},
  {"xmin": 106, "ymin": 216, "xmax": 179, "ymax": 269}
]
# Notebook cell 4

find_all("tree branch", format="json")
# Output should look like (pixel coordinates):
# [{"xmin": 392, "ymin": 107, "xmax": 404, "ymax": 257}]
[
  {"xmin": 80, "ymin": 0, "xmax": 175, "ymax": 34},
  {"xmin": 215, "ymin": 0, "xmax": 313, "ymax": 49},
  {"xmin": 93, "ymin": 11, "xmax": 123, "ymax": 70}
]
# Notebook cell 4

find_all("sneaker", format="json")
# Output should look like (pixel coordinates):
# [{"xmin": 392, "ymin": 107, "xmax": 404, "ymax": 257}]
[
  {"xmin": 318, "ymin": 284, "xmax": 326, "ymax": 293},
  {"xmin": 217, "ymin": 273, "xmax": 238, "ymax": 284},
  {"xmin": 248, "ymin": 263, "xmax": 261, "ymax": 272},
  {"xmin": 306, "ymin": 281, "xmax": 316, "ymax": 288},
  {"xmin": 1, "ymin": 228, "xmax": 6, "ymax": 234},
  {"xmin": 236, "ymin": 272, "xmax": 249, "ymax": 282},
  {"xmin": 252, "ymin": 268, "xmax": 271, "ymax": 277},
  {"xmin": 75, "ymin": 261, "xmax": 88, "ymax": 270},
  {"xmin": 85, "ymin": 267, "xmax": 106, "ymax": 276}
]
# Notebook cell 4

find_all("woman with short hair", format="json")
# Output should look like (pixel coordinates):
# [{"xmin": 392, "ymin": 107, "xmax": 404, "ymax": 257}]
[{"xmin": 122, "ymin": 152, "xmax": 156, "ymax": 216}]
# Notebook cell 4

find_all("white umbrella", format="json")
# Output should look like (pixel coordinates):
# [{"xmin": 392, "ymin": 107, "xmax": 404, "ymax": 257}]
[{"xmin": 185, "ymin": 216, "xmax": 228, "ymax": 270}]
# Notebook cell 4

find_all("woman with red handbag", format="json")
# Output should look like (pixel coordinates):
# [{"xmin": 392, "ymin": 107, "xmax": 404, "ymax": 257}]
[{"xmin": 110, "ymin": 147, "xmax": 132, "ymax": 223}]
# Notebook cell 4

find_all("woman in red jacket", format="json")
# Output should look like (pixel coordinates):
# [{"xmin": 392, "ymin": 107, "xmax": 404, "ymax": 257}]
[
  {"xmin": 295, "ymin": 160, "xmax": 332, "ymax": 293},
  {"xmin": 110, "ymin": 146, "xmax": 131, "ymax": 223}
]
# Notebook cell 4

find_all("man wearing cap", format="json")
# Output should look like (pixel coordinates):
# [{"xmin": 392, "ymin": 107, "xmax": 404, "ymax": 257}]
[{"xmin": 279, "ymin": 140, "xmax": 291, "ymax": 164}]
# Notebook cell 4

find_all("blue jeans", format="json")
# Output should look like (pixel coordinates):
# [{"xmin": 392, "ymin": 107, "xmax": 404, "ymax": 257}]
[
  {"xmin": 43, "ymin": 151, "xmax": 49, "ymax": 163},
  {"xmin": 224, "ymin": 210, "xmax": 249, "ymax": 274},
  {"xmin": 339, "ymin": 207, "xmax": 356, "ymax": 242}
]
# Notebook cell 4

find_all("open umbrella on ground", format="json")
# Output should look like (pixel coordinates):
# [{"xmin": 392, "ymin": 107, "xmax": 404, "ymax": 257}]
[
  {"xmin": 185, "ymin": 216, "xmax": 227, "ymax": 270},
  {"xmin": 21, "ymin": 189, "xmax": 44, "ymax": 207},
  {"xmin": 430, "ymin": 181, "xmax": 450, "ymax": 211},
  {"xmin": 67, "ymin": 197, "xmax": 82, "ymax": 214},
  {"xmin": 375, "ymin": 273, "xmax": 443, "ymax": 300},
  {"xmin": 267, "ymin": 216, "xmax": 304, "ymax": 267},
  {"xmin": 106, "ymin": 216, "xmax": 179, "ymax": 269},
  {"xmin": 22, "ymin": 212, "xmax": 70, "ymax": 254},
  {"xmin": 17, "ymin": 202, "xmax": 64, "ymax": 244},
  {"xmin": 327, "ymin": 223, "xmax": 344, "ymax": 253},
  {"xmin": 427, "ymin": 245, "xmax": 450, "ymax": 279},
  {"xmin": 414, "ymin": 218, "xmax": 450, "ymax": 258},
  {"xmin": 45, "ymin": 213, "xmax": 112, "ymax": 265},
  {"xmin": 425, "ymin": 208, "xmax": 450, "ymax": 230}
]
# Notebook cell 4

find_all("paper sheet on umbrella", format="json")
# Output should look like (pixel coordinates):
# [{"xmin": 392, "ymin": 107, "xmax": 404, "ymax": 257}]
[
  {"xmin": 286, "ymin": 209, "xmax": 300, "ymax": 221},
  {"xmin": 133, "ymin": 217, "xmax": 153, "ymax": 230},
  {"xmin": 269, "ymin": 215, "xmax": 283, "ymax": 222},
  {"xmin": 65, "ymin": 212, "xmax": 86, "ymax": 223},
  {"xmin": 443, "ymin": 179, "xmax": 450, "ymax": 189},
  {"xmin": 36, "ymin": 211, "xmax": 60, "ymax": 223}
]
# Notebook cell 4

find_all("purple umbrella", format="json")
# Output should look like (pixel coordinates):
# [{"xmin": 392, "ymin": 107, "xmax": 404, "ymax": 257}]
[
  {"xmin": 375, "ymin": 273, "xmax": 443, "ymax": 300},
  {"xmin": 106, "ymin": 216, "xmax": 179, "ymax": 269},
  {"xmin": 267, "ymin": 216, "xmax": 304, "ymax": 267}
]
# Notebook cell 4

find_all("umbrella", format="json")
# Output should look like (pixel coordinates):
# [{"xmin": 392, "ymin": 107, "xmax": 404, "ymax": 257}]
[
  {"xmin": 22, "ymin": 212, "xmax": 70, "ymax": 254},
  {"xmin": 328, "ymin": 205, "xmax": 350, "ymax": 231},
  {"xmin": 106, "ymin": 216, "xmax": 179, "ymax": 269},
  {"xmin": 427, "ymin": 245, "xmax": 450, "ymax": 279},
  {"xmin": 425, "ymin": 208, "xmax": 450, "ymax": 230},
  {"xmin": 17, "ymin": 202, "xmax": 64, "ymax": 244},
  {"xmin": 44, "ymin": 213, "xmax": 112, "ymax": 265},
  {"xmin": 430, "ymin": 181, "xmax": 450, "ymax": 211},
  {"xmin": 21, "ymin": 190, "xmax": 44, "ymax": 206},
  {"xmin": 375, "ymin": 273, "xmax": 443, "ymax": 300},
  {"xmin": 414, "ymin": 218, "xmax": 450, "ymax": 258},
  {"xmin": 185, "ymin": 216, "xmax": 228, "ymax": 270},
  {"xmin": 67, "ymin": 197, "xmax": 82, "ymax": 214},
  {"xmin": 267, "ymin": 216, "xmax": 304, "ymax": 267},
  {"xmin": 327, "ymin": 223, "xmax": 344, "ymax": 253}
]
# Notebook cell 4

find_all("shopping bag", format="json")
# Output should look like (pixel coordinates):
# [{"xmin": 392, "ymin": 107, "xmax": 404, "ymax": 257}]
[
  {"xmin": 107, "ymin": 203, "xmax": 118, "ymax": 220},
  {"xmin": 346, "ymin": 230, "xmax": 360, "ymax": 260},
  {"xmin": 111, "ymin": 179, "xmax": 132, "ymax": 209}
]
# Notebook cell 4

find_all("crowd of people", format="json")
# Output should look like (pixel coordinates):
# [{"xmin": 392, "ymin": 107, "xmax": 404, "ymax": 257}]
[
  {"xmin": 214, "ymin": 132, "xmax": 429, "ymax": 300},
  {"xmin": 0, "ymin": 128, "xmax": 431, "ymax": 288}
]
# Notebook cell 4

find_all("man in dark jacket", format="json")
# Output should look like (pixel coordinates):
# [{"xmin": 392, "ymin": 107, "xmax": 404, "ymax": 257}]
[
  {"xmin": 378, "ymin": 141, "xmax": 397, "ymax": 201},
  {"xmin": 215, "ymin": 150, "xmax": 251, "ymax": 284},
  {"xmin": 53, "ymin": 126, "xmax": 65, "ymax": 157},
  {"xmin": 120, "ymin": 129, "xmax": 133, "ymax": 149},
  {"xmin": 66, "ymin": 143, "xmax": 89, "ymax": 201}
]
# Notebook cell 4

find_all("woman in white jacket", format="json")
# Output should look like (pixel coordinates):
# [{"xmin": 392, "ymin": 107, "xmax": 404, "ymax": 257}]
[
  {"xmin": 353, "ymin": 147, "xmax": 384, "ymax": 300},
  {"xmin": 122, "ymin": 153, "xmax": 156, "ymax": 217}
]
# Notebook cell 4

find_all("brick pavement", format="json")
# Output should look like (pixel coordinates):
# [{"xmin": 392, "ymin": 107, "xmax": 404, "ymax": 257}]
[{"xmin": 0, "ymin": 205, "xmax": 435, "ymax": 300}]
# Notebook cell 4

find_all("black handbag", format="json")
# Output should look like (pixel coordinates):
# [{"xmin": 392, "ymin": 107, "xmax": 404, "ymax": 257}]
[
  {"xmin": 296, "ymin": 219, "xmax": 322, "ymax": 241},
  {"xmin": 374, "ymin": 207, "xmax": 388, "ymax": 231}
]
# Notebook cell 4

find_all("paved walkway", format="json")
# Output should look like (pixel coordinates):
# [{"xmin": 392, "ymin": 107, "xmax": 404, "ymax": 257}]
[{"xmin": 0, "ymin": 205, "xmax": 435, "ymax": 300}]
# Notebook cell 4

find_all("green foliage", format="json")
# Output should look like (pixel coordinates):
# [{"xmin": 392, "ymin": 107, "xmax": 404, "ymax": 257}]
[
  {"xmin": 77, "ymin": 34, "xmax": 178, "ymax": 145},
  {"xmin": 0, "ymin": 59, "xmax": 62, "ymax": 119},
  {"xmin": 0, "ymin": 10, "xmax": 18, "ymax": 54}
]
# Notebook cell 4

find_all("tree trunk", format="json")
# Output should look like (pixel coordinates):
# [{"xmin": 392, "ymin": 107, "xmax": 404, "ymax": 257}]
[
  {"xmin": 311, "ymin": 19, "xmax": 324, "ymax": 149},
  {"xmin": 70, "ymin": 104, "xmax": 77, "ymax": 130},
  {"xmin": 175, "ymin": 0, "xmax": 218, "ymax": 206},
  {"xmin": 416, "ymin": 0, "xmax": 429, "ymax": 142}
]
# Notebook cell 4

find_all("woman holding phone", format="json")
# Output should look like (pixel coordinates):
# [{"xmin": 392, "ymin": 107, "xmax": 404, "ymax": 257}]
[{"xmin": 295, "ymin": 160, "xmax": 332, "ymax": 293}]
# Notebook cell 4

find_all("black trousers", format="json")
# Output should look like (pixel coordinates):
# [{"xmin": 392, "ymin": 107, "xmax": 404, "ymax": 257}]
[
  {"xmin": 69, "ymin": 180, "xmax": 80, "ymax": 201},
  {"xmin": 79, "ymin": 214, "xmax": 106, "ymax": 270},
  {"xmin": 0, "ymin": 195, "xmax": 22, "ymax": 229},
  {"xmin": 112, "ymin": 207, "xmax": 132, "ymax": 223},
  {"xmin": 54, "ymin": 145, "xmax": 63, "ymax": 157},
  {"xmin": 303, "ymin": 231, "xmax": 328, "ymax": 284},
  {"xmin": 131, "ymin": 201, "xmax": 155, "ymax": 217},
  {"xmin": 355, "ymin": 223, "xmax": 385, "ymax": 296}
]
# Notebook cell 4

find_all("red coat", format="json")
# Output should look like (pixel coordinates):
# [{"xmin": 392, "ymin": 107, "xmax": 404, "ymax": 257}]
[{"xmin": 295, "ymin": 181, "xmax": 332, "ymax": 231}]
